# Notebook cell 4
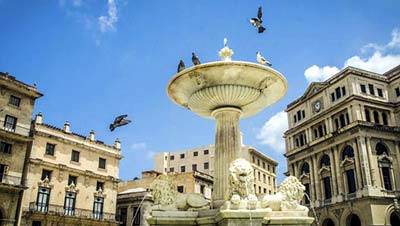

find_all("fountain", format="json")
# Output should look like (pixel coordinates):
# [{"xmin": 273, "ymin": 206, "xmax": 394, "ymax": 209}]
[{"xmin": 146, "ymin": 40, "xmax": 314, "ymax": 226}]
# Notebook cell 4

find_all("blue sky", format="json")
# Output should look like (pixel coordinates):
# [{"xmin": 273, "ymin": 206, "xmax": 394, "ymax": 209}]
[{"xmin": 1, "ymin": 0, "xmax": 399, "ymax": 183}]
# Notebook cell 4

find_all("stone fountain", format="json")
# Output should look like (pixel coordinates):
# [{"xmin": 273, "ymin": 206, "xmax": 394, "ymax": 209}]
[{"xmin": 146, "ymin": 40, "xmax": 314, "ymax": 226}]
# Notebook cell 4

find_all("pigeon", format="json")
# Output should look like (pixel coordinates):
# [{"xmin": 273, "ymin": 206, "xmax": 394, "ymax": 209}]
[
  {"xmin": 178, "ymin": 60, "xmax": 185, "ymax": 72},
  {"xmin": 110, "ymin": 114, "xmax": 131, "ymax": 132},
  {"xmin": 223, "ymin": 38, "xmax": 228, "ymax": 47},
  {"xmin": 192, "ymin": 52, "xmax": 201, "ymax": 65},
  {"xmin": 250, "ymin": 6, "xmax": 266, "ymax": 33},
  {"xmin": 256, "ymin": 52, "xmax": 272, "ymax": 66}
]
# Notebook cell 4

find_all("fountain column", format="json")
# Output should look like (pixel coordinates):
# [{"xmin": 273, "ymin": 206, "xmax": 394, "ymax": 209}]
[{"xmin": 211, "ymin": 107, "xmax": 242, "ymax": 207}]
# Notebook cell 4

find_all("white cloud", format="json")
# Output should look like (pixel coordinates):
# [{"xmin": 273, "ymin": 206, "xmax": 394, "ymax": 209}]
[
  {"xmin": 130, "ymin": 142, "xmax": 146, "ymax": 150},
  {"xmin": 98, "ymin": 0, "xmax": 118, "ymax": 33},
  {"xmin": 257, "ymin": 111, "xmax": 288, "ymax": 154},
  {"xmin": 304, "ymin": 28, "xmax": 400, "ymax": 83}
]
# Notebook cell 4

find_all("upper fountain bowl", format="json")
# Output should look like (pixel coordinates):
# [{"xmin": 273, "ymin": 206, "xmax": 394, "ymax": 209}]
[{"xmin": 167, "ymin": 61, "xmax": 288, "ymax": 119}]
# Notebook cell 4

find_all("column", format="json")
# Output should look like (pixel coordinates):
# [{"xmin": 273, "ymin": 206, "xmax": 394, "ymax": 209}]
[
  {"xmin": 312, "ymin": 155, "xmax": 321, "ymax": 202},
  {"xmin": 211, "ymin": 107, "xmax": 242, "ymax": 207},
  {"xmin": 329, "ymin": 148, "xmax": 338, "ymax": 197},
  {"xmin": 365, "ymin": 137, "xmax": 378, "ymax": 187},
  {"xmin": 333, "ymin": 146, "xmax": 344, "ymax": 196},
  {"xmin": 353, "ymin": 139, "xmax": 363, "ymax": 190},
  {"xmin": 357, "ymin": 136, "xmax": 372, "ymax": 187}
]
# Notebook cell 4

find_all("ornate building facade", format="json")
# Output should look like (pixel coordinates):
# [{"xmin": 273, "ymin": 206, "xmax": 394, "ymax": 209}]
[
  {"xmin": 0, "ymin": 72, "xmax": 42, "ymax": 226},
  {"xmin": 21, "ymin": 113, "xmax": 122, "ymax": 226},
  {"xmin": 153, "ymin": 144, "xmax": 278, "ymax": 196},
  {"xmin": 284, "ymin": 65, "xmax": 400, "ymax": 226}
]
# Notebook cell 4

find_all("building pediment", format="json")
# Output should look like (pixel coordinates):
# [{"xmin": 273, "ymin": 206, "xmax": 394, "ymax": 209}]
[{"xmin": 299, "ymin": 82, "xmax": 328, "ymax": 102}]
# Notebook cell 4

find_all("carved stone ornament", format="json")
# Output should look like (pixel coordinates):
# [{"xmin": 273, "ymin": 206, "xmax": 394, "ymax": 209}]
[
  {"xmin": 333, "ymin": 208, "xmax": 343, "ymax": 219},
  {"xmin": 340, "ymin": 157, "xmax": 354, "ymax": 167},
  {"xmin": 94, "ymin": 188, "xmax": 105, "ymax": 198},
  {"xmin": 65, "ymin": 182, "xmax": 79, "ymax": 193},
  {"xmin": 319, "ymin": 166, "xmax": 331, "ymax": 175},
  {"xmin": 299, "ymin": 173, "xmax": 310, "ymax": 181},
  {"xmin": 378, "ymin": 153, "xmax": 392, "ymax": 163},
  {"xmin": 38, "ymin": 176, "xmax": 53, "ymax": 189}
]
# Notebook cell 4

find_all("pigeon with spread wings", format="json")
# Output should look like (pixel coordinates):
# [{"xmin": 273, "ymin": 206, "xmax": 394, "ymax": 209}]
[
  {"xmin": 110, "ymin": 114, "xmax": 131, "ymax": 131},
  {"xmin": 250, "ymin": 6, "xmax": 266, "ymax": 33}
]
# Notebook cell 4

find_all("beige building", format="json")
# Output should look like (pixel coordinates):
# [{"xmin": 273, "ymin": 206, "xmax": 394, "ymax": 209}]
[
  {"xmin": 153, "ymin": 144, "xmax": 278, "ymax": 195},
  {"xmin": 21, "ymin": 113, "xmax": 122, "ymax": 226},
  {"xmin": 0, "ymin": 72, "xmax": 42, "ymax": 226},
  {"xmin": 284, "ymin": 65, "xmax": 400, "ymax": 226}
]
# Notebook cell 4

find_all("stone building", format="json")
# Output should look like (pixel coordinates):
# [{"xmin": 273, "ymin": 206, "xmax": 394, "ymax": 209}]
[
  {"xmin": 284, "ymin": 65, "xmax": 400, "ymax": 226},
  {"xmin": 153, "ymin": 144, "xmax": 278, "ymax": 195},
  {"xmin": 0, "ymin": 72, "xmax": 42, "ymax": 226},
  {"xmin": 21, "ymin": 113, "xmax": 122, "ymax": 226}
]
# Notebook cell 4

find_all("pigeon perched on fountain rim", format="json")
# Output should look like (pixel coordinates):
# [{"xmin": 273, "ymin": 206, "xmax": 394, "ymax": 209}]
[
  {"xmin": 110, "ymin": 114, "xmax": 131, "ymax": 131},
  {"xmin": 178, "ymin": 60, "xmax": 185, "ymax": 72},
  {"xmin": 192, "ymin": 52, "xmax": 201, "ymax": 65},
  {"xmin": 256, "ymin": 51, "xmax": 272, "ymax": 66}
]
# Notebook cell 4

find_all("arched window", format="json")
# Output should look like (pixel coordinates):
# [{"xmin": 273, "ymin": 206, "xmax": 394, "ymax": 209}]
[
  {"xmin": 300, "ymin": 162, "xmax": 310, "ymax": 175},
  {"xmin": 346, "ymin": 214, "xmax": 361, "ymax": 226},
  {"xmin": 382, "ymin": 112, "xmax": 388, "ymax": 125},
  {"xmin": 376, "ymin": 143, "xmax": 389, "ymax": 155},
  {"xmin": 341, "ymin": 146, "xmax": 354, "ymax": 160},
  {"xmin": 376, "ymin": 143, "xmax": 392, "ymax": 190},
  {"xmin": 365, "ymin": 109, "xmax": 371, "ymax": 122},
  {"xmin": 320, "ymin": 154, "xmax": 331, "ymax": 168},
  {"xmin": 322, "ymin": 218, "xmax": 335, "ymax": 226},
  {"xmin": 390, "ymin": 212, "xmax": 400, "ymax": 226},
  {"xmin": 373, "ymin": 111, "xmax": 380, "ymax": 124}
]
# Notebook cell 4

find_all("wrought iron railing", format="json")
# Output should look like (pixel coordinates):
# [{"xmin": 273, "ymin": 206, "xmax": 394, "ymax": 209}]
[
  {"xmin": 28, "ymin": 202, "xmax": 117, "ymax": 222},
  {"xmin": 0, "ymin": 174, "xmax": 22, "ymax": 186}
]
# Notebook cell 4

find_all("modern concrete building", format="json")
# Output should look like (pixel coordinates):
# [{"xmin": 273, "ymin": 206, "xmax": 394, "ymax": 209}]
[
  {"xmin": 153, "ymin": 144, "xmax": 278, "ymax": 195},
  {"xmin": 21, "ymin": 113, "xmax": 122, "ymax": 226},
  {"xmin": 0, "ymin": 72, "xmax": 42, "ymax": 226},
  {"xmin": 284, "ymin": 65, "xmax": 400, "ymax": 226}
]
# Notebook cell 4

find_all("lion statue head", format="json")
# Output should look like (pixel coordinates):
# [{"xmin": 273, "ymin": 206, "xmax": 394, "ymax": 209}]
[
  {"xmin": 225, "ymin": 158, "xmax": 255, "ymax": 201},
  {"xmin": 279, "ymin": 176, "xmax": 307, "ymax": 211},
  {"xmin": 150, "ymin": 174, "xmax": 176, "ymax": 206}
]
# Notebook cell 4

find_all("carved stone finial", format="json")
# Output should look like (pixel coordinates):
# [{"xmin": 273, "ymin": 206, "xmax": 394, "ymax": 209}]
[
  {"xmin": 89, "ymin": 130, "xmax": 95, "ymax": 141},
  {"xmin": 35, "ymin": 112, "xmax": 43, "ymax": 124},
  {"xmin": 63, "ymin": 121, "xmax": 71, "ymax": 133},
  {"xmin": 114, "ymin": 138, "xmax": 121, "ymax": 150},
  {"xmin": 219, "ymin": 38, "xmax": 234, "ymax": 61}
]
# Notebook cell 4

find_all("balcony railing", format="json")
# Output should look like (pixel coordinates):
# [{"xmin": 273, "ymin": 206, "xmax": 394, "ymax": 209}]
[
  {"xmin": 28, "ymin": 202, "xmax": 117, "ymax": 222},
  {"xmin": 0, "ymin": 174, "xmax": 22, "ymax": 186}
]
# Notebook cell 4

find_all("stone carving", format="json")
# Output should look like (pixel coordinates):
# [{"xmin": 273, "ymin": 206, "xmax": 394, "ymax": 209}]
[
  {"xmin": 218, "ymin": 38, "xmax": 234, "ymax": 61},
  {"xmin": 224, "ymin": 158, "xmax": 258, "ymax": 210},
  {"xmin": 150, "ymin": 174, "xmax": 210, "ymax": 211},
  {"xmin": 262, "ymin": 176, "xmax": 308, "ymax": 212},
  {"xmin": 38, "ymin": 176, "xmax": 53, "ymax": 188}
]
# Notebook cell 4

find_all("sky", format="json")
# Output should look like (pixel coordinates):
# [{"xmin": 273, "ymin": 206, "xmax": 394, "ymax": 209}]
[{"xmin": 0, "ymin": 0, "xmax": 399, "ymax": 183}]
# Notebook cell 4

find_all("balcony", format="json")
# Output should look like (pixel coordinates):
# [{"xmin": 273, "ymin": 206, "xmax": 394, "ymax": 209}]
[
  {"xmin": 0, "ymin": 174, "xmax": 23, "ymax": 187},
  {"xmin": 28, "ymin": 202, "xmax": 117, "ymax": 222}
]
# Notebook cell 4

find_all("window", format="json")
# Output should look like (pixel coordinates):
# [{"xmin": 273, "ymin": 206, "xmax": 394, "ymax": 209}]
[
  {"xmin": 342, "ymin": 87, "xmax": 346, "ymax": 96},
  {"xmin": 382, "ymin": 167, "xmax": 392, "ymax": 190},
  {"xmin": 396, "ymin": 87, "xmax": 400, "ymax": 97},
  {"xmin": 300, "ymin": 162, "xmax": 310, "ymax": 175},
  {"xmin": 93, "ymin": 197, "xmax": 104, "ymax": 220},
  {"xmin": 36, "ymin": 187, "xmax": 51, "ymax": 213},
  {"xmin": 204, "ymin": 162, "xmax": 209, "ymax": 169},
  {"xmin": 192, "ymin": 164, "xmax": 197, "ymax": 171},
  {"xmin": 96, "ymin": 181, "xmax": 104, "ymax": 191},
  {"xmin": 294, "ymin": 115, "xmax": 297, "ymax": 123},
  {"xmin": 377, "ymin": 88, "xmax": 383, "ymax": 97},
  {"xmin": 200, "ymin": 185, "xmax": 205, "ymax": 194},
  {"xmin": 340, "ymin": 114, "xmax": 346, "ymax": 127},
  {"xmin": 132, "ymin": 207, "xmax": 141, "ymax": 225},
  {"xmin": 0, "ymin": 164, "xmax": 6, "ymax": 183},
  {"xmin": 177, "ymin": 186, "xmax": 184, "ymax": 193},
  {"xmin": 323, "ymin": 177, "xmax": 332, "ymax": 199},
  {"xmin": 99, "ymin": 158, "xmax": 106, "ymax": 169},
  {"xmin": 376, "ymin": 143, "xmax": 389, "ymax": 155},
  {"xmin": 68, "ymin": 175, "xmax": 77, "ymax": 185},
  {"xmin": 262, "ymin": 162, "xmax": 265, "ymax": 169},
  {"xmin": 9, "ymin": 95, "xmax": 21, "ymax": 107},
  {"xmin": 346, "ymin": 169, "xmax": 356, "ymax": 193},
  {"xmin": 382, "ymin": 112, "xmax": 388, "ymax": 125},
  {"xmin": 193, "ymin": 151, "xmax": 198, "ymax": 156},
  {"xmin": 180, "ymin": 153, "xmax": 185, "ymax": 159},
  {"xmin": 4, "ymin": 115, "xmax": 17, "ymax": 131},
  {"xmin": 45, "ymin": 143, "xmax": 55, "ymax": 156},
  {"xmin": 342, "ymin": 146, "xmax": 354, "ymax": 160},
  {"xmin": 71, "ymin": 150, "xmax": 80, "ymax": 162},
  {"xmin": 258, "ymin": 172, "xmax": 261, "ymax": 181},
  {"xmin": 263, "ymin": 174, "xmax": 266, "ymax": 183},
  {"xmin": 41, "ymin": 169, "xmax": 52, "ymax": 181},
  {"xmin": 365, "ymin": 109, "xmax": 371, "ymax": 122},
  {"xmin": 304, "ymin": 183, "xmax": 310, "ymax": 204},
  {"xmin": 373, "ymin": 111, "xmax": 380, "ymax": 124},
  {"xmin": 331, "ymin": 93, "xmax": 335, "ymax": 102},
  {"xmin": 258, "ymin": 186, "xmax": 261, "ymax": 194},
  {"xmin": 368, "ymin": 84, "xmax": 375, "ymax": 95},
  {"xmin": 170, "ymin": 167, "xmax": 174, "ymax": 172},
  {"xmin": 257, "ymin": 159, "xmax": 260, "ymax": 166},
  {"xmin": 335, "ymin": 87, "xmax": 341, "ymax": 99},
  {"xmin": 170, "ymin": 155, "xmax": 175, "ymax": 160},
  {"xmin": 118, "ymin": 208, "xmax": 128, "ymax": 226},
  {"xmin": 302, "ymin": 110, "xmax": 305, "ymax": 118},
  {"xmin": 64, "ymin": 192, "xmax": 76, "ymax": 216},
  {"xmin": 180, "ymin": 166, "xmax": 186, "ymax": 172},
  {"xmin": 204, "ymin": 149, "xmax": 209, "ymax": 155},
  {"xmin": 263, "ymin": 188, "xmax": 267, "ymax": 193},
  {"xmin": 0, "ymin": 141, "xmax": 12, "ymax": 154},
  {"xmin": 360, "ymin": 84, "xmax": 366, "ymax": 93},
  {"xmin": 320, "ymin": 154, "xmax": 331, "ymax": 167}
]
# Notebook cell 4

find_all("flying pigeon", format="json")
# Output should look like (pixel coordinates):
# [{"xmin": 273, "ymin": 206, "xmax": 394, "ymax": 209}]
[
  {"xmin": 110, "ymin": 114, "xmax": 131, "ymax": 132},
  {"xmin": 250, "ymin": 6, "xmax": 266, "ymax": 33},
  {"xmin": 192, "ymin": 52, "xmax": 201, "ymax": 65},
  {"xmin": 178, "ymin": 60, "xmax": 185, "ymax": 72},
  {"xmin": 256, "ymin": 52, "xmax": 272, "ymax": 66}
]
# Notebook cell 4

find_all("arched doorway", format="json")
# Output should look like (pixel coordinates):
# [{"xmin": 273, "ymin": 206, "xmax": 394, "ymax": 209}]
[
  {"xmin": 390, "ymin": 212, "xmax": 400, "ymax": 226},
  {"xmin": 346, "ymin": 214, "xmax": 361, "ymax": 226},
  {"xmin": 322, "ymin": 218, "xmax": 335, "ymax": 226}
]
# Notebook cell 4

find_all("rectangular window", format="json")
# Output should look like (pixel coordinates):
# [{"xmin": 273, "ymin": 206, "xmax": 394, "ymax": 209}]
[
  {"xmin": 0, "ymin": 141, "xmax": 12, "ymax": 154},
  {"xmin": 0, "ymin": 164, "xmax": 6, "ymax": 183},
  {"xmin": 257, "ymin": 159, "xmax": 260, "ymax": 166},
  {"xmin": 71, "ymin": 150, "xmax": 80, "ymax": 162},
  {"xmin": 304, "ymin": 183, "xmax": 310, "ymax": 204},
  {"xmin": 297, "ymin": 111, "xmax": 301, "ymax": 120},
  {"xmin": 368, "ymin": 84, "xmax": 375, "ymax": 95},
  {"xmin": 263, "ymin": 174, "xmax": 266, "ymax": 183},
  {"xmin": 132, "ymin": 207, "xmax": 141, "ymax": 225},
  {"xmin": 96, "ymin": 181, "xmax": 104, "ymax": 191},
  {"xmin": 323, "ymin": 177, "xmax": 332, "ymax": 199},
  {"xmin": 302, "ymin": 110, "xmax": 305, "ymax": 118},
  {"xmin": 9, "ymin": 95, "xmax": 21, "ymax": 107},
  {"xmin": 200, "ymin": 185, "xmax": 205, "ymax": 194},
  {"xmin": 342, "ymin": 86, "xmax": 346, "ymax": 96},
  {"xmin": 64, "ymin": 192, "xmax": 76, "ymax": 216},
  {"xmin": 180, "ymin": 166, "xmax": 185, "ymax": 173},
  {"xmin": 396, "ymin": 87, "xmax": 400, "ymax": 97},
  {"xmin": 118, "ymin": 208, "xmax": 128, "ymax": 226},
  {"xmin": 193, "ymin": 151, "xmax": 198, "ymax": 156},
  {"xmin": 45, "ymin": 143, "xmax": 55, "ymax": 156},
  {"xmin": 177, "ymin": 186, "xmax": 184, "ymax": 193},
  {"xmin": 41, "ymin": 169, "xmax": 52, "ymax": 181},
  {"xmin": 263, "ymin": 188, "xmax": 267, "ymax": 193},
  {"xmin": 4, "ymin": 115, "xmax": 17, "ymax": 132},
  {"xmin": 204, "ymin": 149, "xmax": 209, "ymax": 155},
  {"xmin": 36, "ymin": 187, "xmax": 51, "ymax": 213},
  {"xmin": 170, "ymin": 155, "xmax": 174, "ymax": 160},
  {"xmin": 360, "ymin": 84, "xmax": 366, "ymax": 93},
  {"xmin": 382, "ymin": 167, "xmax": 392, "ymax": 190},
  {"xmin": 99, "ymin": 158, "xmax": 106, "ymax": 169},
  {"xmin": 331, "ymin": 93, "xmax": 335, "ymax": 102},
  {"xmin": 68, "ymin": 175, "xmax": 77, "ymax": 185},
  {"xmin": 180, "ymin": 153, "xmax": 185, "ymax": 159},
  {"xmin": 335, "ymin": 87, "xmax": 341, "ymax": 99},
  {"xmin": 258, "ymin": 172, "xmax": 261, "ymax": 181},
  {"xmin": 262, "ymin": 162, "xmax": 266, "ymax": 169},
  {"xmin": 346, "ymin": 169, "xmax": 356, "ymax": 194},
  {"xmin": 377, "ymin": 88, "xmax": 383, "ymax": 97},
  {"xmin": 204, "ymin": 162, "xmax": 209, "ymax": 169},
  {"xmin": 294, "ymin": 115, "xmax": 297, "ymax": 123},
  {"xmin": 192, "ymin": 164, "xmax": 197, "ymax": 171},
  {"xmin": 93, "ymin": 197, "xmax": 104, "ymax": 220},
  {"xmin": 170, "ymin": 167, "xmax": 174, "ymax": 172}
]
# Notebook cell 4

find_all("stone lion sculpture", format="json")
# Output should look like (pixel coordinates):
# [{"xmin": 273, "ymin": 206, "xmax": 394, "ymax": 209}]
[
  {"xmin": 224, "ymin": 158, "xmax": 258, "ymax": 209},
  {"xmin": 150, "ymin": 174, "xmax": 210, "ymax": 211},
  {"xmin": 262, "ymin": 176, "xmax": 308, "ymax": 212}
]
